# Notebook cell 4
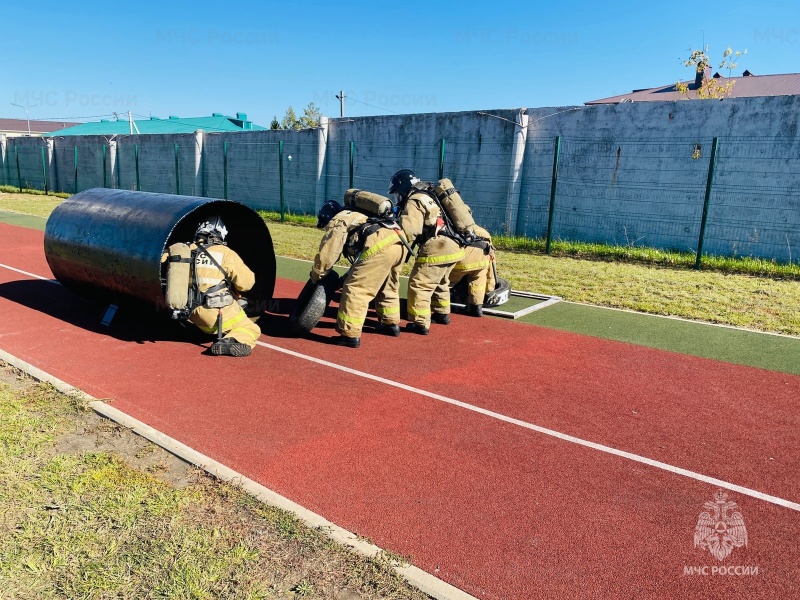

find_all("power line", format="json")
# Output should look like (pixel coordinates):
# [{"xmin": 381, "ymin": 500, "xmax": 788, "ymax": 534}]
[{"xmin": 345, "ymin": 96, "xmax": 399, "ymax": 114}]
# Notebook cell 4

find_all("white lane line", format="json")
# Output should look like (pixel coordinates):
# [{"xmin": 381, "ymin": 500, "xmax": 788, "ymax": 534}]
[
  {"xmin": 257, "ymin": 340, "xmax": 800, "ymax": 513},
  {"xmin": 2, "ymin": 260, "xmax": 796, "ymax": 512},
  {"xmin": 0, "ymin": 263, "xmax": 59, "ymax": 283},
  {"xmin": 0, "ymin": 347, "xmax": 477, "ymax": 600}
]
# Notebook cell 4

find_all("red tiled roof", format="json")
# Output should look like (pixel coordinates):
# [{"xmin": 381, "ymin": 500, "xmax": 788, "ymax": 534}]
[
  {"xmin": 0, "ymin": 119, "xmax": 80, "ymax": 133},
  {"xmin": 586, "ymin": 72, "xmax": 800, "ymax": 104}
]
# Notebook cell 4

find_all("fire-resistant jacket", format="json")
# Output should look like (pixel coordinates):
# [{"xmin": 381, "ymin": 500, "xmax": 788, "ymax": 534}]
[
  {"xmin": 399, "ymin": 190, "xmax": 465, "ymax": 265},
  {"xmin": 311, "ymin": 210, "xmax": 407, "ymax": 283},
  {"xmin": 190, "ymin": 242, "xmax": 255, "ymax": 295}
]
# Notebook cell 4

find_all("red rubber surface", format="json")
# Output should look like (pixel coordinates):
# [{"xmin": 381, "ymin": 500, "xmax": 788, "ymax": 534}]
[{"xmin": 1, "ymin": 223, "xmax": 798, "ymax": 599}]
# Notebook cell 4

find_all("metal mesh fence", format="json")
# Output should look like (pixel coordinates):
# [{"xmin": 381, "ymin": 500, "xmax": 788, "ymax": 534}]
[
  {"xmin": 706, "ymin": 136, "xmax": 800, "ymax": 263},
  {"xmin": 13, "ymin": 145, "xmax": 48, "ymax": 191},
  {"xmin": 3, "ymin": 133, "xmax": 798, "ymax": 263},
  {"xmin": 547, "ymin": 138, "xmax": 713, "ymax": 251}
]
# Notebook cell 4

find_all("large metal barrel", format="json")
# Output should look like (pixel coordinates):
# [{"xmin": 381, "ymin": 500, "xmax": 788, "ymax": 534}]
[{"xmin": 44, "ymin": 189, "xmax": 276, "ymax": 312}]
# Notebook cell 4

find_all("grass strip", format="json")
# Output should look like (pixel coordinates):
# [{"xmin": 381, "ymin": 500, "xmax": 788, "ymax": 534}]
[
  {"xmin": 0, "ymin": 365, "xmax": 427, "ymax": 599},
  {"xmin": 1, "ymin": 192, "xmax": 798, "ymax": 336}
]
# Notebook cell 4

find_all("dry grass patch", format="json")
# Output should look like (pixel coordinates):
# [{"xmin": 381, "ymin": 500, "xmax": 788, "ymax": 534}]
[{"xmin": 0, "ymin": 364, "xmax": 430, "ymax": 599}]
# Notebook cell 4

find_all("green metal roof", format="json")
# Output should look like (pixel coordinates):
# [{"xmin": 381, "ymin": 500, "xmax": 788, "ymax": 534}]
[{"xmin": 43, "ymin": 113, "xmax": 266, "ymax": 136}]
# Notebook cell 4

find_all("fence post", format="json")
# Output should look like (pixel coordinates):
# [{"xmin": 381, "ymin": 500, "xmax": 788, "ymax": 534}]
[
  {"xmin": 438, "ymin": 138, "xmax": 446, "ymax": 179},
  {"xmin": 349, "ymin": 141, "xmax": 354, "ymax": 188},
  {"xmin": 15, "ymin": 146, "xmax": 22, "ymax": 191},
  {"xmin": 223, "ymin": 141, "xmax": 228, "ymax": 199},
  {"xmin": 545, "ymin": 136, "xmax": 562, "ymax": 254},
  {"xmin": 194, "ymin": 130, "xmax": 204, "ymax": 197},
  {"xmin": 279, "ymin": 140, "xmax": 285, "ymax": 222},
  {"xmin": 174, "ymin": 143, "xmax": 180, "ymax": 195},
  {"xmin": 73, "ymin": 146, "xmax": 78, "ymax": 194},
  {"xmin": 107, "ymin": 139, "xmax": 117, "ymax": 189},
  {"xmin": 695, "ymin": 137, "xmax": 719, "ymax": 269},
  {"xmin": 41, "ymin": 147, "xmax": 48, "ymax": 193},
  {"xmin": 135, "ymin": 144, "xmax": 141, "ymax": 191},
  {"xmin": 0, "ymin": 135, "xmax": 6, "ymax": 186},
  {"xmin": 315, "ymin": 116, "xmax": 330, "ymax": 213}
]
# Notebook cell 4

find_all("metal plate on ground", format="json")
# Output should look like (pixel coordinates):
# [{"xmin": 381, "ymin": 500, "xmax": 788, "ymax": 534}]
[{"xmin": 451, "ymin": 291, "xmax": 561, "ymax": 319}]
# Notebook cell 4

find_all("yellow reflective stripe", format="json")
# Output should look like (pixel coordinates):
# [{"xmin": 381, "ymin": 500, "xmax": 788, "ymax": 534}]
[
  {"xmin": 453, "ymin": 260, "xmax": 491, "ymax": 271},
  {"xmin": 376, "ymin": 305, "xmax": 400, "ymax": 315},
  {"xmin": 229, "ymin": 327, "xmax": 259, "ymax": 344},
  {"xmin": 432, "ymin": 299, "xmax": 450, "ymax": 308},
  {"xmin": 337, "ymin": 310, "xmax": 366, "ymax": 325},
  {"xmin": 406, "ymin": 307, "xmax": 431, "ymax": 317},
  {"xmin": 358, "ymin": 233, "xmax": 398, "ymax": 261},
  {"xmin": 415, "ymin": 250, "xmax": 466, "ymax": 264},
  {"xmin": 198, "ymin": 309, "xmax": 248, "ymax": 334}
]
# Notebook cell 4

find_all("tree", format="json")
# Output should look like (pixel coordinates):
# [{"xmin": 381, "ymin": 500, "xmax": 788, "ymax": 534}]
[
  {"xmin": 299, "ymin": 102, "xmax": 321, "ymax": 129},
  {"xmin": 281, "ymin": 106, "xmax": 300, "ymax": 130},
  {"xmin": 278, "ymin": 102, "xmax": 322, "ymax": 130},
  {"xmin": 270, "ymin": 116, "xmax": 280, "ymax": 130},
  {"xmin": 675, "ymin": 45, "xmax": 747, "ymax": 99}
]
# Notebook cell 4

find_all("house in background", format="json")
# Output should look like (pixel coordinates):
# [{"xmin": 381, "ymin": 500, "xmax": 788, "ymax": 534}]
[
  {"xmin": 586, "ymin": 70, "xmax": 800, "ymax": 104},
  {"xmin": 43, "ymin": 112, "xmax": 265, "ymax": 136},
  {"xmin": 0, "ymin": 118, "xmax": 79, "ymax": 137}
]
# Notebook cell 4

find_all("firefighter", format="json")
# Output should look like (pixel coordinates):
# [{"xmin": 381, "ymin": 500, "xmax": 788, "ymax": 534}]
[
  {"xmin": 312, "ymin": 199, "xmax": 408, "ymax": 348},
  {"xmin": 389, "ymin": 169, "xmax": 465, "ymax": 335},
  {"xmin": 165, "ymin": 216, "xmax": 261, "ymax": 357},
  {"xmin": 432, "ymin": 222, "xmax": 495, "ymax": 318}
]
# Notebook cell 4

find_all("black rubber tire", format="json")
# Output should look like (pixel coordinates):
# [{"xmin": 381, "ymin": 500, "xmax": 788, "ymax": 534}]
[
  {"xmin": 484, "ymin": 277, "xmax": 511, "ymax": 307},
  {"xmin": 289, "ymin": 270, "xmax": 342, "ymax": 334}
]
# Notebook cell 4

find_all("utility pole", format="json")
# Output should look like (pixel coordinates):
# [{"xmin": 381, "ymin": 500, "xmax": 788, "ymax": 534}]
[
  {"xmin": 10, "ymin": 102, "xmax": 37, "ymax": 136},
  {"xmin": 335, "ymin": 90, "xmax": 345, "ymax": 117}
]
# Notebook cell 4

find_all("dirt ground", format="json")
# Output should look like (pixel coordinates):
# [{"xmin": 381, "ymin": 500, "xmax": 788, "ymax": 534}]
[{"xmin": 0, "ymin": 366, "xmax": 198, "ymax": 489}]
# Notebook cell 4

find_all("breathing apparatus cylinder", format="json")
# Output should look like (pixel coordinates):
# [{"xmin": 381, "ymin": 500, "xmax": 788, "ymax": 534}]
[
  {"xmin": 343, "ymin": 188, "xmax": 393, "ymax": 217},
  {"xmin": 165, "ymin": 242, "xmax": 192, "ymax": 312},
  {"xmin": 433, "ymin": 178, "xmax": 476, "ymax": 236}
]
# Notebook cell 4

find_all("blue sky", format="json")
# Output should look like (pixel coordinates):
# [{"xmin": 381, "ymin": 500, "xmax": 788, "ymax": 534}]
[{"xmin": 4, "ymin": 0, "xmax": 798, "ymax": 126}]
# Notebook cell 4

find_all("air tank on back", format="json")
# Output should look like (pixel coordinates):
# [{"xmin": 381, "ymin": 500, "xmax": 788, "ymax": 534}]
[{"xmin": 44, "ymin": 188, "xmax": 276, "ymax": 314}]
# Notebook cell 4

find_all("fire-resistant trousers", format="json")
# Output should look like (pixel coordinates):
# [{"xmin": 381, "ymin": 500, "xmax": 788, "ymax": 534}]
[
  {"xmin": 190, "ymin": 303, "xmax": 261, "ymax": 349},
  {"xmin": 406, "ymin": 260, "xmax": 459, "ymax": 329},
  {"xmin": 336, "ymin": 243, "xmax": 405, "ymax": 338}
]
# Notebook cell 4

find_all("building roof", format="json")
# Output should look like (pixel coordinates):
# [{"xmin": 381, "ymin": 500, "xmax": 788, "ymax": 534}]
[
  {"xmin": 0, "ymin": 118, "xmax": 80, "ymax": 134},
  {"xmin": 586, "ymin": 71, "xmax": 800, "ymax": 104},
  {"xmin": 43, "ymin": 113, "xmax": 266, "ymax": 137}
]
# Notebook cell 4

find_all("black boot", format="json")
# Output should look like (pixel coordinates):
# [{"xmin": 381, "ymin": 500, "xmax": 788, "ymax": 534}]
[
  {"xmin": 377, "ymin": 323, "xmax": 401, "ymax": 337},
  {"xmin": 211, "ymin": 338, "xmax": 252, "ymax": 357},
  {"xmin": 405, "ymin": 322, "xmax": 430, "ymax": 335},
  {"xmin": 431, "ymin": 313, "xmax": 451, "ymax": 325},
  {"xmin": 334, "ymin": 336, "xmax": 361, "ymax": 348},
  {"xmin": 467, "ymin": 304, "xmax": 483, "ymax": 317}
]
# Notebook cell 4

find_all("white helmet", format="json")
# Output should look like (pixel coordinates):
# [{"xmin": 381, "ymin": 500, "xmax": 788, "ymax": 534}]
[{"xmin": 195, "ymin": 216, "xmax": 228, "ymax": 242}]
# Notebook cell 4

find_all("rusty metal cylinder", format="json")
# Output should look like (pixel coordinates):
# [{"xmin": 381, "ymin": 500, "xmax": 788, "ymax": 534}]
[{"xmin": 44, "ymin": 189, "xmax": 276, "ymax": 312}]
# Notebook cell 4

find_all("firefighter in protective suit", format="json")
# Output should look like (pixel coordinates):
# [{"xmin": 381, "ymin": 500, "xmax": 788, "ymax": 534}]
[
  {"xmin": 312, "ymin": 200, "xmax": 408, "ymax": 348},
  {"xmin": 166, "ymin": 217, "xmax": 261, "ymax": 357},
  {"xmin": 390, "ymin": 169, "xmax": 465, "ymax": 335},
  {"xmin": 432, "ymin": 222, "xmax": 496, "ymax": 318}
]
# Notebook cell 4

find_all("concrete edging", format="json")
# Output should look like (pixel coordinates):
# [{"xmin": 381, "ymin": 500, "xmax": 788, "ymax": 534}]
[{"xmin": 0, "ymin": 347, "xmax": 478, "ymax": 600}]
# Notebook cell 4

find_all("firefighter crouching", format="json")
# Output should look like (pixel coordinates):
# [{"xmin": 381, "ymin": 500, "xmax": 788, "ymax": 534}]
[
  {"xmin": 163, "ymin": 216, "xmax": 261, "ymax": 357},
  {"xmin": 312, "ymin": 198, "xmax": 409, "ymax": 348},
  {"xmin": 390, "ymin": 169, "xmax": 465, "ymax": 335},
  {"xmin": 434, "ymin": 222, "xmax": 495, "ymax": 318}
]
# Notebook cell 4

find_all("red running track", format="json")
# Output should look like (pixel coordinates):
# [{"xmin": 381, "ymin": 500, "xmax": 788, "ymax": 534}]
[{"xmin": 1, "ymin": 223, "xmax": 799, "ymax": 599}]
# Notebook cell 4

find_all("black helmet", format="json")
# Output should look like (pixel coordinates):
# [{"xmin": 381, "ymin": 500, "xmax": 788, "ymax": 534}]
[
  {"xmin": 317, "ymin": 200, "xmax": 343, "ymax": 228},
  {"xmin": 195, "ymin": 216, "xmax": 228, "ymax": 243},
  {"xmin": 388, "ymin": 169, "xmax": 419, "ymax": 199}
]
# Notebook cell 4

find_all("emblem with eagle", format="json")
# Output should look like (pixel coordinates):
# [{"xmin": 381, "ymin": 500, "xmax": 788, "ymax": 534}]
[{"xmin": 694, "ymin": 489, "xmax": 748, "ymax": 561}]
